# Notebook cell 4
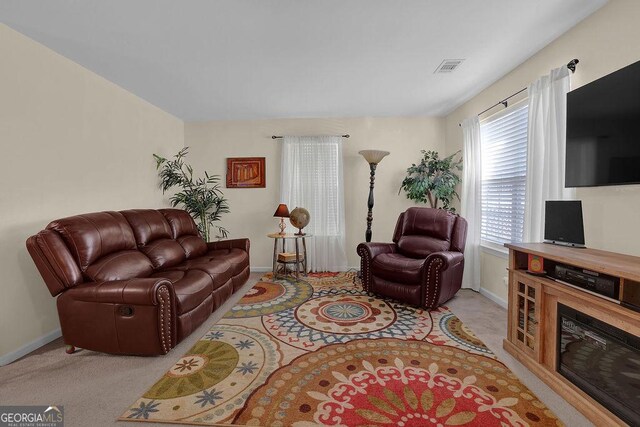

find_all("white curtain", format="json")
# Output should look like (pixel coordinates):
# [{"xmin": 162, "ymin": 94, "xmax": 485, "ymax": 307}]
[
  {"xmin": 524, "ymin": 66, "xmax": 575, "ymax": 242},
  {"xmin": 280, "ymin": 136, "xmax": 347, "ymax": 272},
  {"xmin": 460, "ymin": 117, "xmax": 482, "ymax": 291}
]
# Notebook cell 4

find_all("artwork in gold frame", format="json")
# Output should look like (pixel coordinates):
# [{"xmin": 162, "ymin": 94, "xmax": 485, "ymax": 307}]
[{"xmin": 226, "ymin": 157, "xmax": 266, "ymax": 188}]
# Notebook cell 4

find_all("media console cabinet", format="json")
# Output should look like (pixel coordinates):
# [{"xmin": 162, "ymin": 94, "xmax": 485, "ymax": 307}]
[{"xmin": 504, "ymin": 243, "xmax": 640, "ymax": 426}]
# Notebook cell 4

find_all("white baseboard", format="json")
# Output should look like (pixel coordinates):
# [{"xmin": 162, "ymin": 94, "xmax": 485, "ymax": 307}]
[
  {"xmin": 479, "ymin": 287, "xmax": 508, "ymax": 309},
  {"xmin": 0, "ymin": 328, "xmax": 62, "ymax": 366}
]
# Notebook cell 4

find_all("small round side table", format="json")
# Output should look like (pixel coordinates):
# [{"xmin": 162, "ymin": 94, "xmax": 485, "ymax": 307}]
[{"xmin": 267, "ymin": 233, "xmax": 313, "ymax": 279}]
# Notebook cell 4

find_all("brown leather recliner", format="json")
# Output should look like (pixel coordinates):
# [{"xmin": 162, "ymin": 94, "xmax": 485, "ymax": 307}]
[
  {"xmin": 357, "ymin": 207, "xmax": 467, "ymax": 309},
  {"xmin": 26, "ymin": 209, "xmax": 250, "ymax": 356}
]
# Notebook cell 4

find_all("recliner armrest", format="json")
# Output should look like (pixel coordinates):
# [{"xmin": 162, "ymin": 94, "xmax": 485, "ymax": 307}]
[
  {"xmin": 422, "ymin": 251, "xmax": 465, "ymax": 309},
  {"xmin": 207, "ymin": 238, "xmax": 250, "ymax": 253},
  {"xmin": 357, "ymin": 243, "xmax": 397, "ymax": 293},
  {"xmin": 425, "ymin": 251, "xmax": 464, "ymax": 270},
  {"xmin": 356, "ymin": 242, "xmax": 396, "ymax": 260},
  {"xmin": 62, "ymin": 278, "xmax": 173, "ymax": 306}
]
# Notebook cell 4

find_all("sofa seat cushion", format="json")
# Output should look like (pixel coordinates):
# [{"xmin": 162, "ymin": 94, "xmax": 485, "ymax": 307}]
[
  {"xmin": 199, "ymin": 248, "xmax": 248, "ymax": 275},
  {"xmin": 173, "ymin": 258, "xmax": 234, "ymax": 290},
  {"xmin": 151, "ymin": 269, "xmax": 213, "ymax": 314},
  {"xmin": 371, "ymin": 253, "xmax": 425, "ymax": 285}
]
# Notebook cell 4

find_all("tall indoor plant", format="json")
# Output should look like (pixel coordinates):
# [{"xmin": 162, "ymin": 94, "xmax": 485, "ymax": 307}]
[
  {"xmin": 154, "ymin": 148, "xmax": 230, "ymax": 241},
  {"xmin": 399, "ymin": 150, "xmax": 462, "ymax": 212}
]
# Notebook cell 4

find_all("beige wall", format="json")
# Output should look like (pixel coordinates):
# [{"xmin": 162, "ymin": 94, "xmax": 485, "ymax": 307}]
[
  {"xmin": 5, "ymin": 0, "xmax": 637, "ymax": 361},
  {"xmin": 444, "ymin": 0, "xmax": 640, "ymax": 302},
  {"xmin": 0, "ymin": 25, "xmax": 184, "ymax": 362},
  {"xmin": 185, "ymin": 117, "xmax": 446, "ymax": 269}
]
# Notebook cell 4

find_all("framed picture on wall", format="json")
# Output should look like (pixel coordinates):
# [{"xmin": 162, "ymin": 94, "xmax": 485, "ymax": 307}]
[{"xmin": 226, "ymin": 157, "xmax": 266, "ymax": 188}]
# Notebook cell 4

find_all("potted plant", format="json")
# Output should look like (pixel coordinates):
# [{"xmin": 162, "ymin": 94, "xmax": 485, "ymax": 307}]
[
  {"xmin": 399, "ymin": 150, "xmax": 462, "ymax": 212},
  {"xmin": 154, "ymin": 148, "xmax": 230, "ymax": 241}
]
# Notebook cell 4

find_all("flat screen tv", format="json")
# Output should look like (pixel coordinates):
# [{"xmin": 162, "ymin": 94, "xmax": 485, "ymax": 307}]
[
  {"xmin": 565, "ymin": 60, "xmax": 640, "ymax": 187},
  {"xmin": 544, "ymin": 200, "xmax": 585, "ymax": 247}
]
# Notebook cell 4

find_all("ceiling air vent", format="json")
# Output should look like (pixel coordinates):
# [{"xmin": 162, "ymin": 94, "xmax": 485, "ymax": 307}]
[{"xmin": 434, "ymin": 59, "xmax": 464, "ymax": 74}]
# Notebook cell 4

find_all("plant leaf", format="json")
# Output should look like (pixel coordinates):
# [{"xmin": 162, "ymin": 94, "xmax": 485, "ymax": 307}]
[{"xmin": 154, "ymin": 149, "xmax": 230, "ymax": 240}]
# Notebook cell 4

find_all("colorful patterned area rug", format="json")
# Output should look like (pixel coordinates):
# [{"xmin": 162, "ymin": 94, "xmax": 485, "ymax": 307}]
[{"xmin": 120, "ymin": 272, "xmax": 561, "ymax": 426}]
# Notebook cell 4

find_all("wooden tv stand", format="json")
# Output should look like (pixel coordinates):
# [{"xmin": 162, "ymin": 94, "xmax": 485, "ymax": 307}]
[{"xmin": 504, "ymin": 243, "xmax": 640, "ymax": 426}]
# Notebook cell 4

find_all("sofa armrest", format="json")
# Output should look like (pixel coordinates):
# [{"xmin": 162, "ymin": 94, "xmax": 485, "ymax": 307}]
[
  {"xmin": 357, "ymin": 243, "xmax": 396, "ymax": 292},
  {"xmin": 57, "ymin": 278, "xmax": 176, "ymax": 355},
  {"xmin": 207, "ymin": 238, "xmax": 250, "ymax": 253},
  {"xmin": 425, "ymin": 251, "xmax": 464, "ymax": 270},
  {"xmin": 422, "ymin": 251, "xmax": 465, "ymax": 309},
  {"xmin": 356, "ymin": 242, "xmax": 396, "ymax": 260},
  {"xmin": 63, "ymin": 278, "xmax": 173, "ymax": 306}
]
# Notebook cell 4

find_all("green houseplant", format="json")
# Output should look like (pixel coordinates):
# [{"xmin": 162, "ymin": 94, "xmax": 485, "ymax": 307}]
[
  {"xmin": 399, "ymin": 150, "xmax": 462, "ymax": 212},
  {"xmin": 154, "ymin": 147, "xmax": 230, "ymax": 241}
]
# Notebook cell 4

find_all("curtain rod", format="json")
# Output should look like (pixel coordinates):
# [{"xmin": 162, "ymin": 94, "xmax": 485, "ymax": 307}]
[
  {"xmin": 271, "ymin": 134, "xmax": 350, "ymax": 139},
  {"xmin": 458, "ymin": 59, "xmax": 579, "ymax": 127}
]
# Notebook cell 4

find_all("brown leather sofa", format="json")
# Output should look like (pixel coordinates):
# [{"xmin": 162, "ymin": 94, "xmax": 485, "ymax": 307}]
[
  {"xmin": 357, "ymin": 207, "xmax": 467, "ymax": 309},
  {"xmin": 26, "ymin": 209, "xmax": 249, "ymax": 356}
]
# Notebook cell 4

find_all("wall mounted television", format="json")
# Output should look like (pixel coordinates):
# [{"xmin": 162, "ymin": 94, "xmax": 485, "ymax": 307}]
[{"xmin": 565, "ymin": 60, "xmax": 640, "ymax": 187}]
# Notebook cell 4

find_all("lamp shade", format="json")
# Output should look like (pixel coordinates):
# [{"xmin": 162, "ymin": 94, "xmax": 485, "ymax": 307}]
[
  {"xmin": 273, "ymin": 203, "xmax": 290, "ymax": 218},
  {"xmin": 359, "ymin": 149, "xmax": 390, "ymax": 164}
]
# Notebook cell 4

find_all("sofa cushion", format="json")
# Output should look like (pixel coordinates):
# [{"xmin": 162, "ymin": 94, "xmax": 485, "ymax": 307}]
[
  {"xmin": 396, "ymin": 235, "xmax": 450, "ymax": 259},
  {"xmin": 177, "ymin": 235, "xmax": 208, "ymax": 259},
  {"xmin": 400, "ymin": 207, "xmax": 456, "ymax": 240},
  {"xmin": 85, "ymin": 250, "xmax": 154, "ymax": 282},
  {"xmin": 161, "ymin": 209, "xmax": 208, "ymax": 259},
  {"xmin": 371, "ymin": 253, "xmax": 425, "ymax": 285},
  {"xmin": 151, "ymin": 269, "xmax": 213, "ymax": 314},
  {"xmin": 174, "ymin": 258, "xmax": 234, "ymax": 290},
  {"xmin": 194, "ymin": 248, "xmax": 248, "ymax": 275},
  {"xmin": 161, "ymin": 209, "xmax": 200, "ymax": 238},
  {"xmin": 47, "ymin": 211, "xmax": 136, "ymax": 270},
  {"xmin": 139, "ymin": 239, "xmax": 186, "ymax": 269},
  {"xmin": 396, "ymin": 207, "xmax": 454, "ymax": 258},
  {"xmin": 121, "ymin": 209, "xmax": 187, "ymax": 269},
  {"xmin": 121, "ymin": 209, "xmax": 173, "ymax": 244}
]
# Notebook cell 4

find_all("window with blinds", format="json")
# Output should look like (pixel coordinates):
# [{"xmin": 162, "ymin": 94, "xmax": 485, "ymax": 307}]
[{"xmin": 480, "ymin": 104, "xmax": 528, "ymax": 246}]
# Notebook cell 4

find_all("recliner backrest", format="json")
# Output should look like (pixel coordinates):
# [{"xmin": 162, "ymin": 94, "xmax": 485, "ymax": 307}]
[
  {"xmin": 160, "ymin": 209, "xmax": 208, "ymax": 259},
  {"xmin": 393, "ymin": 207, "xmax": 455, "ymax": 259},
  {"xmin": 450, "ymin": 216, "xmax": 468, "ymax": 253},
  {"xmin": 47, "ymin": 211, "xmax": 153, "ymax": 282},
  {"xmin": 27, "ymin": 230, "xmax": 83, "ymax": 296},
  {"xmin": 121, "ymin": 209, "xmax": 186, "ymax": 269}
]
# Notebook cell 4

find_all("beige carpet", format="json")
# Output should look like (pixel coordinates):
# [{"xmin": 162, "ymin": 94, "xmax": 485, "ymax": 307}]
[{"xmin": 0, "ymin": 272, "xmax": 593, "ymax": 427}]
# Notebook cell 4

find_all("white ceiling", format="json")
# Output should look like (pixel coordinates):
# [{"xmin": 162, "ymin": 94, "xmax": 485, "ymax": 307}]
[{"xmin": 1, "ymin": 0, "xmax": 607, "ymax": 121}]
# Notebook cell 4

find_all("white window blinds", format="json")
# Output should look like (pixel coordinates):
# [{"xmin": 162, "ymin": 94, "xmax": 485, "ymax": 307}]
[{"xmin": 480, "ymin": 104, "xmax": 528, "ymax": 245}]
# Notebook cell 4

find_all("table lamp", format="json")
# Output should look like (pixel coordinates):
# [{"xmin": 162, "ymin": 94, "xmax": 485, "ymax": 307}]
[{"xmin": 273, "ymin": 204, "xmax": 290, "ymax": 235}]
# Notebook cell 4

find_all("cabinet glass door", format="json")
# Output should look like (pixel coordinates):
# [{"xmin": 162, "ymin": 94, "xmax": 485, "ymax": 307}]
[{"xmin": 514, "ymin": 277, "xmax": 540, "ymax": 357}]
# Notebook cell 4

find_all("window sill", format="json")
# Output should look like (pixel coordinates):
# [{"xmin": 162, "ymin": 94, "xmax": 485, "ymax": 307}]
[{"xmin": 480, "ymin": 242, "xmax": 509, "ymax": 259}]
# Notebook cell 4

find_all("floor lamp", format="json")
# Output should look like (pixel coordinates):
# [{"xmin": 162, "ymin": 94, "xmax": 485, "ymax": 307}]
[{"xmin": 359, "ymin": 150, "xmax": 390, "ymax": 242}]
